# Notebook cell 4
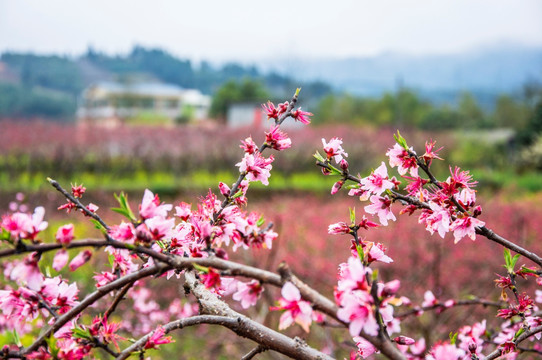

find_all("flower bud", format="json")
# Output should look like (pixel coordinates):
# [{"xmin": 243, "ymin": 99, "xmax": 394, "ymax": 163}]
[
  {"xmin": 339, "ymin": 159, "xmax": 349, "ymax": 171},
  {"xmin": 321, "ymin": 167, "xmax": 331, "ymax": 176},
  {"xmin": 219, "ymin": 182, "xmax": 231, "ymax": 197},
  {"xmin": 393, "ymin": 336, "xmax": 415, "ymax": 345},
  {"xmin": 473, "ymin": 205, "xmax": 482, "ymax": 217},
  {"xmin": 331, "ymin": 180, "xmax": 344, "ymax": 195},
  {"xmin": 468, "ymin": 339, "xmax": 477, "ymax": 353},
  {"xmin": 69, "ymin": 250, "xmax": 92, "ymax": 271}
]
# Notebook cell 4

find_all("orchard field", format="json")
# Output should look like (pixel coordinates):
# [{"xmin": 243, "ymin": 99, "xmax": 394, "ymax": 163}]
[{"xmin": 1, "ymin": 118, "xmax": 542, "ymax": 358}]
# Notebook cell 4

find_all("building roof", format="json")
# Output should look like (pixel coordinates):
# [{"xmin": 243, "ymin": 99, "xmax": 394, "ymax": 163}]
[{"xmin": 88, "ymin": 81, "xmax": 186, "ymax": 97}]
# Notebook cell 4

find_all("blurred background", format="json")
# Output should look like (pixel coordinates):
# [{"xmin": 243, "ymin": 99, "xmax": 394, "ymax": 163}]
[{"xmin": 1, "ymin": 0, "xmax": 542, "ymax": 358}]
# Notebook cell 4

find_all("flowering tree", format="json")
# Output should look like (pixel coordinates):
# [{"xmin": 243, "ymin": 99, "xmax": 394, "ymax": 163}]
[{"xmin": 1, "ymin": 89, "xmax": 541, "ymax": 360}]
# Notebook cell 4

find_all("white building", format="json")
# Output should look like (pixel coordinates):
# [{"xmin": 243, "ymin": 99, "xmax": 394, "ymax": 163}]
[{"xmin": 77, "ymin": 81, "xmax": 211, "ymax": 126}]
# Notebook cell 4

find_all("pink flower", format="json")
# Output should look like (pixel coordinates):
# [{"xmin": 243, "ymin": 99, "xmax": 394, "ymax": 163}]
[
  {"xmin": 139, "ymin": 189, "xmax": 172, "ymax": 219},
  {"xmin": 174, "ymin": 202, "xmax": 192, "ymax": 221},
  {"xmin": 201, "ymin": 268, "xmax": 222, "ymax": 290},
  {"xmin": 265, "ymin": 126, "xmax": 291, "ymax": 151},
  {"xmin": 69, "ymin": 250, "xmax": 92, "ymax": 271},
  {"xmin": 422, "ymin": 140, "xmax": 443, "ymax": 166},
  {"xmin": 337, "ymin": 291, "xmax": 377, "ymax": 337},
  {"xmin": 144, "ymin": 326, "xmax": 174, "ymax": 349},
  {"xmin": 386, "ymin": 143, "xmax": 418, "ymax": 177},
  {"xmin": 236, "ymin": 152, "xmax": 274, "ymax": 186},
  {"xmin": 353, "ymin": 336, "xmax": 378, "ymax": 358},
  {"xmin": 87, "ymin": 203, "xmax": 99, "ymax": 213},
  {"xmin": 419, "ymin": 204, "xmax": 451, "ymax": 239},
  {"xmin": 291, "ymin": 107, "xmax": 312, "ymax": 124},
  {"xmin": 232, "ymin": 280, "xmax": 264, "ymax": 309},
  {"xmin": 262, "ymin": 101, "xmax": 279, "ymax": 120},
  {"xmin": 270, "ymin": 282, "xmax": 313, "ymax": 332},
  {"xmin": 240, "ymin": 137, "xmax": 258, "ymax": 154},
  {"xmin": 360, "ymin": 162, "xmax": 395, "ymax": 195},
  {"xmin": 108, "ymin": 222, "xmax": 135, "ymax": 243},
  {"xmin": 367, "ymin": 242, "xmax": 393, "ymax": 264},
  {"xmin": 145, "ymin": 216, "xmax": 175, "ymax": 240},
  {"xmin": 93, "ymin": 272, "xmax": 117, "ymax": 287},
  {"xmin": 364, "ymin": 195, "xmax": 396, "ymax": 226},
  {"xmin": 337, "ymin": 257, "xmax": 371, "ymax": 293},
  {"xmin": 449, "ymin": 216, "xmax": 485, "ymax": 243},
  {"xmin": 71, "ymin": 184, "xmax": 86, "ymax": 198},
  {"xmin": 427, "ymin": 343, "xmax": 464, "ymax": 360},
  {"xmin": 55, "ymin": 224, "xmax": 74, "ymax": 245},
  {"xmin": 9, "ymin": 253, "xmax": 43, "ymax": 291},
  {"xmin": 277, "ymin": 101, "xmax": 289, "ymax": 115},
  {"xmin": 322, "ymin": 137, "xmax": 348, "ymax": 163},
  {"xmin": 422, "ymin": 290, "xmax": 438, "ymax": 308},
  {"xmin": 52, "ymin": 249, "xmax": 69, "ymax": 271}
]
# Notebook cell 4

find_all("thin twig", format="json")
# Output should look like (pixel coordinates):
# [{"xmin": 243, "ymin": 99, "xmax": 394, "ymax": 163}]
[
  {"xmin": 241, "ymin": 345, "xmax": 268, "ymax": 360},
  {"xmin": 395, "ymin": 298, "xmax": 504, "ymax": 318},
  {"xmin": 48, "ymin": 178, "xmax": 110, "ymax": 231}
]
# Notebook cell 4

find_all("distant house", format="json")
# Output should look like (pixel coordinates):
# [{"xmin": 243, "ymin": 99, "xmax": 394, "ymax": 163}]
[{"xmin": 77, "ymin": 81, "xmax": 211, "ymax": 126}]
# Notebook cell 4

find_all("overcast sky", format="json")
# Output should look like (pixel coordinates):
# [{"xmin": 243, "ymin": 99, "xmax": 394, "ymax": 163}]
[{"xmin": 1, "ymin": 0, "xmax": 541, "ymax": 62}]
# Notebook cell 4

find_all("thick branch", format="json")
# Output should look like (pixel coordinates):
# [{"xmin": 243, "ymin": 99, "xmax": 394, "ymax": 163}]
[{"xmin": 181, "ymin": 271, "xmax": 334, "ymax": 360}]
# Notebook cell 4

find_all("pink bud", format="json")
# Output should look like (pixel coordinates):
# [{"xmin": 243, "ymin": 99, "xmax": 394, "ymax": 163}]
[
  {"xmin": 321, "ymin": 167, "xmax": 331, "ymax": 176},
  {"xmin": 69, "ymin": 250, "xmax": 92, "ymax": 271},
  {"xmin": 56, "ymin": 224, "xmax": 74, "ymax": 245},
  {"xmin": 53, "ymin": 249, "xmax": 69, "ymax": 271},
  {"xmin": 331, "ymin": 180, "xmax": 344, "ymax": 195},
  {"xmin": 382, "ymin": 279, "xmax": 401, "ymax": 297},
  {"xmin": 219, "ymin": 182, "xmax": 231, "ymax": 197},
  {"xmin": 394, "ymin": 336, "xmax": 415, "ymax": 345},
  {"xmin": 468, "ymin": 339, "xmax": 477, "ymax": 353},
  {"xmin": 473, "ymin": 205, "xmax": 482, "ymax": 217},
  {"xmin": 339, "ymin": 159, "xmax": 349, "ymax": 171}
]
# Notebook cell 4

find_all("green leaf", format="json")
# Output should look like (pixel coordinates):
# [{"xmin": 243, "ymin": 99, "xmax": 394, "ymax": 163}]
[
  {"xmin": 232, "ymin": 189, "xmax": 244, "ymax": 199},
  {"xmin": 9, "ymin": 329, "xmax": 21, "ymax": 347},
  {"xmin": 327, "ymin": 164, "xmax": 342, "ymax": 176},
  {"xmin": 519, "ymin": 266, "xmax": 538, "ymax": 275},
  {"xmin": 393, "ymin": 130, "xmax": 408, "ymax": 149},
  {"xmin": 449, "ymin": 332, "xmax": 458, "ymax": 345},
  {"xmin": 45, "ymin": 334, "xmax": 59, "ymax": 357},
  {"xmin": 349, "ymin": 207, "xmax": 356, "ymax": 224},
  {"xmin": 355, "ymin": 243, "xmax": 364, "ymax": 262},
  {"xmin": 90, "ymin": 219, "xmax": 107, "ymax": 234},
  {"xmin": 313, "ymin": 151, "xmax": 326, "ymax": 163},
  {"xmin": 256, "ymin": 215, "xmax": 265, "ymax": 228},
  {"xmin": 113, "ymin": 192, "xmax": 136, "ymax": 221},
  {"xmin": 513, "ymin": 327, "xmax": 525, "ymax": 340},
  {"xmin": 193, "ymin": 264, "xmax": 209, "ymax": 273},
  {"xmin": 371, "ymin": 268, "xmax": 379, "ymax": 281},
  {"xmin": 0, "ymin": 228, "xmax": 11, "ymax": 241},
  {"xmin": 503, "ymin": 249, "xmax": 520, "ymax": 273},
  {"xmin": 156, "ymin": 240, "xmax": 166, "ymax": 250},
  {"xmin": 72, "ymin": 326, "xmax": 91, "ymax": 340}
]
